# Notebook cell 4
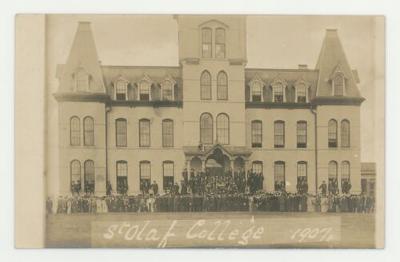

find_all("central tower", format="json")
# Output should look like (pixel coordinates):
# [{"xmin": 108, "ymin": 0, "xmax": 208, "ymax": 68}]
[{"xmin": 175, "ymin": 15, "xmax": 247, "ymax": 150}]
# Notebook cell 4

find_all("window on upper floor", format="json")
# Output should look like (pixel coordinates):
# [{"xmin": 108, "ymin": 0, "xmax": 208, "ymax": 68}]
[
  {"xmin": 116, "ymin": 80, "xmax": 128, "ymax": 100},
  {"xmin": 297, "ymin": 121, "xmax": 307, "ymax": 148},
  {"xmin": 273, "ymin": 84, "xmax": 284, "ymax": 103},
  {"xmin": 333, "ymin": 73, "xmax": 345, "ymax": 96},
  {"xmin": 251, "ymin": 81, "xmax": 262, "ymax": 102},
  {"xmin": 162, "ymin": 119, "xmax": 174, "ymax": 147},
  {"xmin": 162, "ymin": 80, "xmax": 174, "ymax": 101},
  {"xmin": 217, "ymin": 71, "xmax": 228, "ymax": 100},
  {"xmin": 202, "ymin": 28, "xmax": 212, "ymax": 58},
  {"xmin": 70, "ymin": 116, "xmax": 80, "ymax": 146},
  {"xmin": 139, "ymin": 119, "xmax": 151, "ymax": 147},
  {"xmin": 328, "ymin": 119, "xmax": 338, "ymax": 148},
  {"xmin": 296, "ymin": 84, "xmax": 307, "ymax": 103},
  {"xmin": 216, "ymin": 113, "xmax": 229, "ymax": 145},
  {"xmin": 215, "ymin": 28, "xmax": 226, "ymax": 59},
  {"xmin": 341, "ymin": 119, "xmax": 350, "ymax": 148},
  {"xmin": 75, "ymin": 68, "xmax": 89, "ymax": 91},
  {"xmin": 115, "ymin": 118, "xmax": 127, "ymax": 147},
  {"xmin": 200, "ymin": 71, "xmax": 212, "ymax": 100},
  {"xmin": 251, "ymin": 120, "xmax": 262, "ymax": 148},
  {"xmin": 200, "ymin": 113, "xmax": 213, "ymax": 144},
  {"xmin": 139, "ymin": 80, "xmax": 151, "ymax": 101},
  {"xmin": 274, "ymin": 121, "xmax": 285, "ymax": 148}
]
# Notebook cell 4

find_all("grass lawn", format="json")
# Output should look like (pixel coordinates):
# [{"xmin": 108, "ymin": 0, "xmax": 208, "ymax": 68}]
[{"xmin": 46, "ymin": 212, "xmax": 375, "ymax": 248}]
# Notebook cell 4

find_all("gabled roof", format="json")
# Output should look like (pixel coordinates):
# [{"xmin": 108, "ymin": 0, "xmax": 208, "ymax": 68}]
[
  {"xmin": 58, "ymin": 22, "xmax": 105, "ymax": 93},
  {"xmin": 315, "ymin": 29, "xmax": 361, "ymax": 97}
]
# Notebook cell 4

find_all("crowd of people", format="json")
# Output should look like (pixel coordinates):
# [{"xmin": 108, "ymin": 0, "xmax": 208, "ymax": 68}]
[{"xmin": 47, "ymin": 169, "xmax": 375, "ymax": 215}]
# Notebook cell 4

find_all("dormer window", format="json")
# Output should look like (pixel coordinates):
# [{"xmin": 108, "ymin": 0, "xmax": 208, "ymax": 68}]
[
  {"xmin": 202, "ymin": 28, "xmax": 212, "ymax": 58},
  {"xmin": 215, "ymin": 28, "xmax": 226, "ymax": 59},
  {"xmin": 75, "ymin": 67, "xmax": 89, "ymax": 91},
  {"xmin": 115, "ymin": 80, "xmax": 128, "ymax": 100},
  {"xmin": 161, "ymin": 76, "xmax": 176, "ymax": 101},
  {"xmin": 333, "ymin": 73, "xmax": 345, "ymax": 96},
  {"xmin": 251, "ymin": 81, "xmax": 262, "ymax": 102},
  {"xmin": 139, "ymin": 75, "xmax": 152, "ymax": 101},
  {"xmin": 273, "ymin": 85, "xmax": 284, "ymax": 103},
  {"xmin": 295, "ymin": 83, "xmax": 308, "ymax": 103}
]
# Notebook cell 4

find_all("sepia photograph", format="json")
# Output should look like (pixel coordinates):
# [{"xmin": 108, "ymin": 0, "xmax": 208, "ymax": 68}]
[{"xmin": 16, "ymin": 14, "xmax": 384, "ymax": 249}]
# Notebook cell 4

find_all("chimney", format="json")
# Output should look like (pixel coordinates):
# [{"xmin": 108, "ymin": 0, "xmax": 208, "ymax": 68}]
[{"xmin": 298, "ymin": 64, "xmax": 308, "ymax": 70}]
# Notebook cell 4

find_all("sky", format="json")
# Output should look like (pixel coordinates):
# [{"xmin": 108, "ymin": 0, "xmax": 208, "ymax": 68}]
[{"xmin": 46, "ymin": 15, "xmax": 384, "ymax": 163}]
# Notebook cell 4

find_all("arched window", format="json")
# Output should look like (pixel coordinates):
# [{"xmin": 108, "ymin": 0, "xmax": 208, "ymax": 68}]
[
  {"xmin": 341, "ymin": 161, "xmax": 351, "ymax": 193},
  {"xmin": 201, "ymin": 28, "xmax": 212, "ymax": 58},
  {"xmin": 251, "ymin": 120, "xmax": 262, "ymax": 148},
  {"xmin": 273, "ymin": 84, "xmax": 284, "ymax": 102},
  {"xmin": 139, "ymin": 119, "xmax": 151, "ymax": 147},
  {"xmin": 83, "ymin": 116, "xmax": 94, "ymax": 146},
  {"xmin": 328, "ymin": 160, "xmax": 338, "ymax": 194},
  {"xmin": 163, "ymin": 161, "xmax": 174, "ymax": 191},
  {"xmin": 200, "ymin": 113, "xmax": 213, "ymax": 144},
  {"xmin": 140, "ymin": 161, "xmax": 151, "ymax": 193},
  {"xmin": 328, "ymin": 119, "xmax": 338, "ymax": 148},
  {"xmin": 115, "ymin": 118, "xmax": 127, "ymax": 147},
  {"xmin": 70, "ymin": 116, "xmax": 80, "ymax": 146},
  {"xmin": 297, "ymin": 121, "xmax": 307, "ymax": 148},
  {"xmin": 215, "ymin": 28, "xmax": 226, "ymax": 59},
  {"xmin": 251, "ymin": 81, "xmax": 262, "ymax": 102},
  {"xmin": 216, "ymin": 113, "xmax": 229, "ymax": 145},
  {"xmin": 116, "ymin": 160, "xmax": 128, "ymax": 194},
  {"xmin": 274, "ymin": 161, "xmax": 285, "ymax": 191},
  {"xmin": 115, "ymin": 80, "xmax": 127, "ymax": 100},
  {"xmin": 75, "ymin": 68, "xmax": 89, "ymax": 91},
  {"xmin": 200, "ymin": 71, "xmax": 212, "ymax": 100},
  {"xmin": 70, "ymin": 160, "xmax": 81, "ymax": 193},
  {"xmin": 274, "ymin": 120, "xmax": 285, "ymax": 148},
  {"xmin": 341, "ymin": 119, "xmax": 350, "ymax": 148},
  {"xmin": 333, "ymin": 73, "xmax": 344, "ymax": 96},
  {"xmin": 162, "ymin": 80, "xmax": 173, "ymax": 101},
  {"xmin": 217, "ymin": 71, "xmax": 228, "ymax": 100},
  {"xmin": 139, "ymin": 80, "xmax": 151, "ymax": 101},
  {"xmin": 252, "ymin": 161, "xmax": 263, "ymax": 174},
  {"xmin": 297, "ymin": 161, "xmax": 308, "ymax": 194},
  {"xmin": 84, "ymin": 160, "xmax": 95, "ymax": 193},
  {"xmin": 296, "ymin": 83, "xmax": 307, "ymax": 103},
  {"xmin": 162, "ymin": 119, "xmax": 174, "ymax": 147}
]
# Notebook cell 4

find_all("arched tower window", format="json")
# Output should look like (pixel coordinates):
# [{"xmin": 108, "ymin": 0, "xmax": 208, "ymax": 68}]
[
  {"xmin": 333, "ymin": 73, "xmax": 345, "ymax": 96},
  {"xmin": 216, "ymin": 113, "xmax": 229, "ymax": 145},
  {"xmin": 70, "ymin": 116, "xmax": 80, "ymax": 146},
  {"xmin": 83, "ymin": 116, "xmax": 94, "ymax": 146},
  {"xmin": 341, "ymin": 119, "xmax": 350, "ymax": 148},
  {"xmin": 201, "ymin": 28, "xmax": 212, "ymax": 58},
  {"xmin": 200, "ymin": 113, "xmax": 213, "ymax": 144},
  {"xmin": 200, "ymin": 71, "xmax": 212, "ymax": 100},
  {"xmin": 328, "ymin": 119, "xmax": 338, "ymax": 148},
  {"xmin": 215, "ymin": 28, "xmax": 226, "ymax": 59},
  {"xmin": 75, "ymin": 68, "xmax": 89, "ymax": 91},
  {"xmin": 217, "ymin": 71, "xmax": 228, "ymax": 100}
]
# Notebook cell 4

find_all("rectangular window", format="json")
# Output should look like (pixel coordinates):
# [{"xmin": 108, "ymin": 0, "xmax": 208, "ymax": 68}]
[
  {"xmin": 139, "ymin": 120, "xmax": 151, "ymax": 147},
  {"xmin": 116, "ymin": 119, "xmax": 127, "ymax": 147},
  {"xmin": 274, "ymin": 121, "xmax": 285, "ymax": 148},
  {"xmin": 162, "ymin": 120, "xmax": 174, "ymax": 147},
  {"xmin": 251, "ymin": 121, "xmax": 262, "ymax": 148},
  {"xmin": 215, "ymin": 28, "xmax": 225, "ymax": 59},
  {"xmin": 274, "ymin": 162, "xmax": 285, "ymax": 191},
  {"xmin": 297, "ymin": 121, "xmax": 307, "ymax": 148},
  {"xmin": 297, "ymin": 86, "xmax": 307, "ymax": 103},
  {"xmin": 162, "ymin": 87, "xmax": 173, "ymax": 101},
  {"xmin": 116, "ymin": 81, "xmax": 127, "ymax": 100},
  {"xmin": 163, "ymin": 162, "xmax": 174, "ymax": 190},
  {"xmin": 139, "ymin": 82, "xmax": 150, "ymax": 101},
  {"xmin": 252, "ymin": 82, "xmax": 262, "ymax": 102},
  {"xmin": 140, "ymin": 162, "xmax": 151, "ymax": 192},
  {"xmin": 252, "ymin": 162, "xmax": 263, "ymax": 174}
]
